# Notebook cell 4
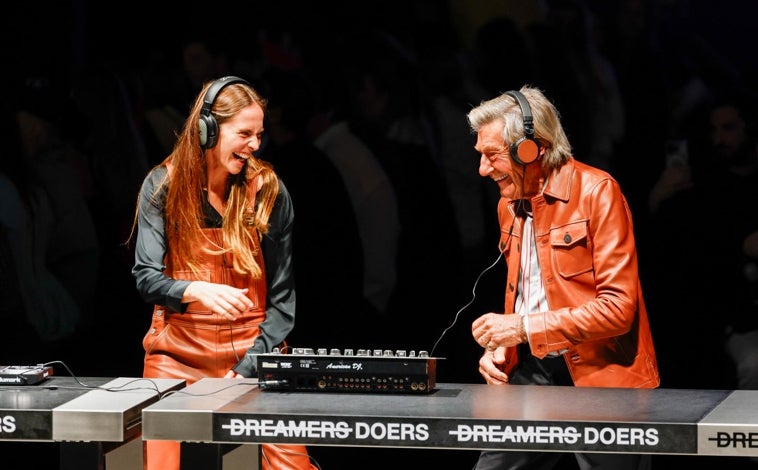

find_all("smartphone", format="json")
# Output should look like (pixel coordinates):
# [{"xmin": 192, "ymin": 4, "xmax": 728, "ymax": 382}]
[{"xmin": 664, "ymin": 139, "xmax": 689, "ymax": 167}]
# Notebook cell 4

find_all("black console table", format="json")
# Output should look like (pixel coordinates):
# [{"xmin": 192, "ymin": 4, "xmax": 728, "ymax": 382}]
[
  {"xmin": 0, "ymin": 376, "xmax": 184, "ymax": 470},
  {"xmin": 141, "ymin": 378, "xmax": 758, "ymax": 469}
]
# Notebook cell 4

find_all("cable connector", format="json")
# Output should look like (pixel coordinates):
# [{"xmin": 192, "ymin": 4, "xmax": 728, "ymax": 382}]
[{"xmin": 259, "ymin": 379, "xmax": 289, "ymax": 389}]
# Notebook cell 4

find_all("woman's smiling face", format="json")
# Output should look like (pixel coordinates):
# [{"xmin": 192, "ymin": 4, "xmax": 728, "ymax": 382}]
[{"xmin": 209, "ymin": 102, "xmax": 265, "ymax": 175}]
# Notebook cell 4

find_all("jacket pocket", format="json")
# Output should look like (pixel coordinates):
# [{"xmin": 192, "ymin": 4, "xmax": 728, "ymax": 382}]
[{"xmin": 551, "ymin": 221, "xmax": 592, "ymax": 278}]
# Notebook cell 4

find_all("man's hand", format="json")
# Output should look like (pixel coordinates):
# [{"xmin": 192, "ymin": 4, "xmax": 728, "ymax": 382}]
[
  {"xmin": 472, "ymin": 312, "xmax": 524, "ymax": 351},
  {"xmin": 648, "ymin": 164, "xmax": 693, "ymax": 214},
  {"xmin": 743, "ymin": 229, "xmax": 758, "ymax": 259},
  {"xmin": 478, "ymin": 346, "xmax": 510, "ymax": 384},
  {"xmin": 473, "ymin": 313, "xmax": 527, "ymax": 384}
]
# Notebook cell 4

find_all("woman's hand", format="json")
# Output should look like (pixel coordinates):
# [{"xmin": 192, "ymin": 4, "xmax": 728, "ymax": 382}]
[{"xmin": 182, "ymin": 281, "xmax": 254, "ymax": 321}]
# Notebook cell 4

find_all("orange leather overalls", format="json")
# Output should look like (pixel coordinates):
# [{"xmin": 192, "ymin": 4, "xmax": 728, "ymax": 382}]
[{"xmin": 142, "ymin": 179, "xmax": 315, "ymax": 470}]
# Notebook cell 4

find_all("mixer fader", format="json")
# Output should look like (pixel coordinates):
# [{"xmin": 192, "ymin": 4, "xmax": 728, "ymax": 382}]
[{"xmin": 256, "ymin": 347, "xmax": 439, "ymax": 394}]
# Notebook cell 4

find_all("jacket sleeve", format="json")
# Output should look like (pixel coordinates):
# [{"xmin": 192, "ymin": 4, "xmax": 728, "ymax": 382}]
[
  {"xmin": 233, "ymin": 180, "xmax": 296, "ymax": 377},
  {"xmin": 131, "ymin": 166, "xmax": 191, "ymax": 313}
]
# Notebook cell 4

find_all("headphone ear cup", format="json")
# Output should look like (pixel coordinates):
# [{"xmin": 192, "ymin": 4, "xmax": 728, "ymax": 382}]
[
  {"xmin": 510, "ymin": 137, "xmax": 540, "ymax": 165},
  {"xmin": 505, "ymin": 89, "xmax": 540, "ymax": 166},
  {"xmin": 197, "ymin": 76, "xmax": 250, "ymax": 150},
  {"xmin": 198, "ymin": 114, "xmax": 218, "ymax": 149},
  {"xmin": 198, "ymin": 116, "xmax": 208, "ymax": 147}
]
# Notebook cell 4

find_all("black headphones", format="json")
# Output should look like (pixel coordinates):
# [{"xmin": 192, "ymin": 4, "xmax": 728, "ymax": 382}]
[
  {"xmin": 198, "ymin": 76, "xmax": 250, "ymax": 149},
  {"xmin": 505, "ymin": 90, "xmax": 540, "ymax": 165}
]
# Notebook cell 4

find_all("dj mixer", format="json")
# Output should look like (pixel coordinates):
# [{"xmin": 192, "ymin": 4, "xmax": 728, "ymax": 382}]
[{"xmin": 256, "ymin": 347, "xmax": 438, "ymax": 394}]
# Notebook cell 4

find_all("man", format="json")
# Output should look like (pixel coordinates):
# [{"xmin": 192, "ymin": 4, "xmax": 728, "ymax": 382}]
[
  {"xmin": 696, "ymin": 98, "xmax": 758, "ymax": 392},
  {"xmin": 646, "ymin": 95, "xmax": 758, "ymax": 391},
  {"xmin": 468, "ymin": 86, "xmax": 659, "ymax": 470}
]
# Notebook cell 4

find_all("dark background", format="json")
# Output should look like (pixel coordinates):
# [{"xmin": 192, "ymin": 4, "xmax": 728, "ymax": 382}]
[{"xmin": 2, "ymin": 1, "xmax": 758, "ymax": 469}]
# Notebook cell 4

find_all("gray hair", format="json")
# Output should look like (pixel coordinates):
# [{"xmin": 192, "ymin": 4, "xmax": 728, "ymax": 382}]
[{"xmin": 467, "ymin": 86, "xmax": 572, "ymax": 168}]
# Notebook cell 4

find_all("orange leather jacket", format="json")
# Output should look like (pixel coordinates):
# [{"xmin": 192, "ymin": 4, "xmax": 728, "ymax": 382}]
[{"xmin": 498, "ymin": 157, "xmax": 659, "ymax": 389}]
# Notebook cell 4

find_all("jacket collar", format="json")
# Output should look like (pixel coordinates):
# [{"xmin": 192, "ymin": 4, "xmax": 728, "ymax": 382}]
[{"xmin": 542, "ymin": 156, "xmax": 575, "ymax": 203}]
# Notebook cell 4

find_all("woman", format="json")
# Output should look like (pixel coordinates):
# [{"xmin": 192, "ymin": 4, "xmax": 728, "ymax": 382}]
[{"xmin": 131, "ymin": 76, "xmax": 316, "ymax": 470}]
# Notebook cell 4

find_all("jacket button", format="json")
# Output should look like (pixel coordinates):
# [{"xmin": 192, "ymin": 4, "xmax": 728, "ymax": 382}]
[
  {"xmin": 564, "ymin": 234, "xmax": 571, "ymax": 243},
  {"xmin": 150, "ymin": 328, "xmax": 157, "ymax": 335},
  {"xmin": 156, "ymin": 309, "xmax": 163, "ymax": 317}
]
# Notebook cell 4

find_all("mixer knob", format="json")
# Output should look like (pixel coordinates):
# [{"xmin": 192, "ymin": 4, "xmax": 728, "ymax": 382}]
[
  {"xmin": 418, "ymin": 350, "xmax": 429, "ymax": 358},
  {"xmin": 395, "ymin": 350, "xmax": 407, "ymax": 357},
  {"xmin": 343, "ymin": 349, "xmax": 354, "ymax": 356},
  {"xmin": 383, "ymin": 350, "xmax": 393, "ymax": 357},
  {"xmin": 373, "ymin": 349, "xmax": 382, "ymax": 357},
  {"xmin": 408, "ymin": 350, "xmax": 416, "ymax": 357},
  {"xmin": 330, "ymin": 348, "xmax": 341, "ymax": 355},
  {"xmin": 317, "ymin": 348, "xmax": 327, "ymax": 355}
]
